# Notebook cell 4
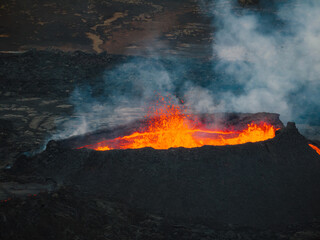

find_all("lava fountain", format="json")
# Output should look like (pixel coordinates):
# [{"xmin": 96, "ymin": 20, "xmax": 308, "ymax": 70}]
[{"xmin": 79, "ymin": 96, "xmax": 278, "ymax": 151}]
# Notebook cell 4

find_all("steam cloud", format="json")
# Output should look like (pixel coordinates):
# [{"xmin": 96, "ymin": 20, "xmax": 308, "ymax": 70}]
[
  {"xmin": 53, "ymin": 0, "xmax": 320, "ymax": 140},
  {"xmin": 211, "ymin": 0, "xmax": 320, "ymax": 124},
  {"xmin": 53, "ymin": 57, "xmax": 184, "ymax": 139}
]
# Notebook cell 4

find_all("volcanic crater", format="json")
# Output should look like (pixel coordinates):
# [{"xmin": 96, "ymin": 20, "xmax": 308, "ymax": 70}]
[
  {"xmin": 1, "ymin": 0, "xmax": 320, "ymax": 236},
  {"xmin": 1, "ymin": 50, "xmax": 320, "ymax": 239},
  {"xmin": 5, "ymin": 109, "xmax": 320, "ymax": 230}
]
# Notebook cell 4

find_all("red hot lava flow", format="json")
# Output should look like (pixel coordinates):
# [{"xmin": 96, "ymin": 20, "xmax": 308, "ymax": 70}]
[
  {"xmin": 309, "ymin": 144, "xmax": 320, "ymax": 155},
  {"xmin": 79, "ymin": 97, "xmax": 278, "ymax": 151}
]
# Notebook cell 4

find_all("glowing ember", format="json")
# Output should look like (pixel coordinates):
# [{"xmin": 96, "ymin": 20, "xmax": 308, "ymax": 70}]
[
  {"xmin": 79, "ymin": 97, "xmax": 278, "ymax": 151},
  {"xmin": 309, "ymin": 144, "xmax": 320, "ymax": 155}
]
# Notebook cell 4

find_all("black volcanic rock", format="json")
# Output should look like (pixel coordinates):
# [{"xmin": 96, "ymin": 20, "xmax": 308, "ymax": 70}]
[
  {"xmin": 3, "ymin": 187, "xmax": 319, "ymax": 240},
  {"xmin": 0, "ymin": 119, "xmax": 12, "ymax": 147},
  {"xmin": 239, "ymin": 0, "xmax": 259, "ymax": 5},
  {"xmin": 10, "ymin": 122, "xmax": 320, "ymax": 229}
]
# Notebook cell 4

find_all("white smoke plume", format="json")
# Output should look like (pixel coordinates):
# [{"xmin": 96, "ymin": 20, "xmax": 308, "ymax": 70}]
[
  {"xmin": 53, "ymin": 0, "xmax": 320, "ymax": 141},
  {"xmin": 211, "ymin": 0, "xmax": 320, "ymax": 123},
  {"xmin": 52, "ymin": 57, "xmax": 182, "ymax": 140}
]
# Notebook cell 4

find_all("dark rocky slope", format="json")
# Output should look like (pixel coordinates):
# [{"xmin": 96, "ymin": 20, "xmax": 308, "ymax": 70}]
[{"xmin": 8, "ymin": 122, "xmax": 320, "ymax": 229}]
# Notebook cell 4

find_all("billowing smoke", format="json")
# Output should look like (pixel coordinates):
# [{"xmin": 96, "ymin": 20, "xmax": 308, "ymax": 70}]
[
  {"xmin": 53, "ymin": 0, "xmax": 320, "ymax": 140},
  {"xmin": 211, "ymin": 0, "xmax": 320, "ymax": 124},
  {"xmin": 52, "ymin": 57, "xmax": 186, "ymax": 139}
]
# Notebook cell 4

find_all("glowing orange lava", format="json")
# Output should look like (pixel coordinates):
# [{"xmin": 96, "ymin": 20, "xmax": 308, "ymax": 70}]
[
  {"xmin": 79, "ymin": 98, "xmax": 278, "ymax": 151},
  {"xmin": 309, "ymin": 144, "xmax": 320, "ymax": 155}
]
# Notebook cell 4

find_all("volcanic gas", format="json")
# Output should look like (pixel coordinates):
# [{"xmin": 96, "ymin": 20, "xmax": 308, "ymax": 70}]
[{"xmin": 79, "ymin": 96, "xmax": 278, "ymax": 151}]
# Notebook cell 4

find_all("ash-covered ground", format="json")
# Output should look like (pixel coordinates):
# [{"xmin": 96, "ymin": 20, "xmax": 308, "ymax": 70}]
[{"xmin": 0, "ymin": 0, "xmax": 213, "ymax": 57}]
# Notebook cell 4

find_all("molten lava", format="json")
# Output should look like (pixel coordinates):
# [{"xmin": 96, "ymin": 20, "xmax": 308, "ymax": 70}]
[
  {"xmin": 309, "ymin": 144, "xmax": 320, "ymax": 155},
  {"xmin": 79, "ymin": 98, "xmax": 278, "ymax": 151}
]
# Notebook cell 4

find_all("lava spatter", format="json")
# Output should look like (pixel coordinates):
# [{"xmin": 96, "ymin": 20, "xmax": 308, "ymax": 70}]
[{"xmin": 79, "ymin": 96, "xmax": 278, "ymax": 151}]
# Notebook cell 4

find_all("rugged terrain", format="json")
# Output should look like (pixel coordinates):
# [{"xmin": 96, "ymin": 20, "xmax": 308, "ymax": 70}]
[
  {"xmin": 0, "ymin": 0, "xmax": 213, "ymax": 57},
  {"xmin": 1, "ymin": 0, "xmax": 320, "ymax": 239}
]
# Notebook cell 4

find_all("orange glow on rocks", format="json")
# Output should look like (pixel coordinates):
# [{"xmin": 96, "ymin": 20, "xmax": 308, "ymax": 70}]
[
  {"xmin": 79, "ymin": 97, "xmax": 278, "ymax": 151},
  {"xmin": 309, "ymin": 144, "xmax": 320, "ymax": 155}
]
